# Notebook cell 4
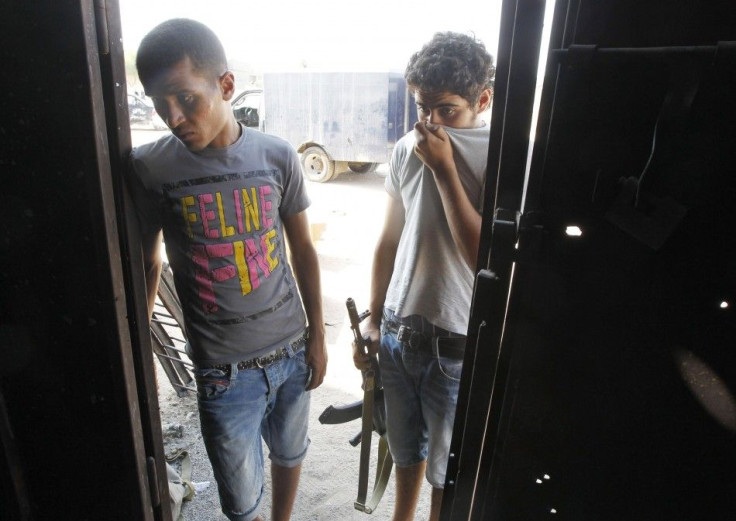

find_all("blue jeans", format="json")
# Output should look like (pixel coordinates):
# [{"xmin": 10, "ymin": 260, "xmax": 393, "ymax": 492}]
[
  {"xmin": 195, "ymin": 337, "xmax": 311, "ymax": 521},
  {"xmin": 378, "ymin": 325, "xmax": 463, "ymax": 488}
]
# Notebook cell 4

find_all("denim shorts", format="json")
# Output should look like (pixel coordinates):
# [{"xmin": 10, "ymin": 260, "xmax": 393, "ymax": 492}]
[
  {"xmin": 194, "ymin": 336, "xmax": 311, "ymax": 521},
  {"xmin": 378, "ymin": 324, "xmax": 463, "ymax": 489}
]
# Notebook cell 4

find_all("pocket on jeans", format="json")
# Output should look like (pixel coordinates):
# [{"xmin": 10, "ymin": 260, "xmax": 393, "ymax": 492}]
[
  {"xmin": 437, "ymin": 356, "xmax": 463, "ymax": 382},
  {"xmin": 292, "ymin": 346, "xmax": 308, "ymax": 366},
  {"xmin": 194, "ymin": 368, "xmax": 231, "ymax": 400}
]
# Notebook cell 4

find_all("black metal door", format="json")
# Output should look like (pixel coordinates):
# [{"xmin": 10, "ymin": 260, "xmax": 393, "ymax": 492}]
[
  {"xmin": 0, "ymin": 1, "xmax": 170, "ymax": 519},
  {"xmin": 442, "ymin": 1, "xmax": 736, "ymax": 519}
]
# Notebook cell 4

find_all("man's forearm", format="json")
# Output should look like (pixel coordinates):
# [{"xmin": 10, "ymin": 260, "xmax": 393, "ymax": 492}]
[
  {"xmin": 369, "ymin": 196, "xmax": 404, "ymax": 328},
  {"xmin": 142, "ymin": 230, "xmax": 163, "ymax": 321},
  {"xmin": 145, "ymin": 259, "xmax": 163, "ymax": 321},
  {"xmin": 290, "ymin": 244, "xmax": 325, "ymax": 339},
  {"xmin": 433, "ymin": 167, "xmax": 482, "ymax": 270},
  {"xmin": 413, "ymin": 122, "xmax": 482, "ymax": 269},
  {"xmin": 281, "ymin": 211, "xmax": 324, "ymax": 337},
  {"xmin": 369, "ymin": 241, "xmax": 397, "ymax": 329},
  {"xmin": 289, "ymin": 237, "xmax": 327, "ymax": 390}
]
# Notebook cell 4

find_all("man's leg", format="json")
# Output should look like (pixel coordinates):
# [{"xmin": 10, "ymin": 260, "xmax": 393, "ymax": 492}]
[
  {"xmin": 271, "ymin": 462, "xmax": 302, "ymax": 521},
  {"xmin": 261, "ymin": 339, "xmax": 311, "ymax": 521},
  {"xmin": 196, "ymin": 365, "xmax": 269, "ymax": 521},
  {"xmin": 422, "ymin": 350, "xmax": 463, "ymax": 521},
  {"xmin": 379, "ymin": 328, "xmax": 429, "ymax": 521},
  {"xmin": 429, "ymin": 487, "xmax": 443, "ymax": 521},
  {"xmin": 393, "ymin": 461, "xmax": 426, "ymax": 521}
]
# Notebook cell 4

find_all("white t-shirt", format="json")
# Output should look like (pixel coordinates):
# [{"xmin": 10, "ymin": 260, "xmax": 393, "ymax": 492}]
[{"xmin": 384, "ymin": 124, "xmax": 490, "ymax": 334}]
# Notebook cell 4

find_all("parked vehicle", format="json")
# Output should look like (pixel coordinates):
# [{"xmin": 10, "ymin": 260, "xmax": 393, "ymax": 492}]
[
  {"xmin": 232, "ymin": 72, "xmax": 417, "ymax": 182},
  {"xmin": 127, "ymin": 93, "xmax": 167, "ymax": 130},
  {"xmin": 232, "ymin": 88, "xmax": 263, "ymax": 129}
]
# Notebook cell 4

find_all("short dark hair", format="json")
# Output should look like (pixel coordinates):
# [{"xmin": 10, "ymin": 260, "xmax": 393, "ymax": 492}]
[
  {"xmin": 404, "ymin": 32, "xmax": 495, "ymax": 105},
  {"xmin": 136, "ymin": 18, "xmax": 227, "ymax": 89}
]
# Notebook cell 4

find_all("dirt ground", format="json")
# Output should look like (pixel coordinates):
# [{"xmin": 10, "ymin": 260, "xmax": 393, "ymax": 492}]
[{"xmin": 149, "ymin": 161, "xmax": 434, "ymax": 521}]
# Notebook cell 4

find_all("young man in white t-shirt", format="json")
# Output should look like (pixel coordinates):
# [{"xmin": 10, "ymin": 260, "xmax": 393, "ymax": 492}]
[{"xmin": 354, "ymin": 32, "xmax": 494, "ymax": 521}]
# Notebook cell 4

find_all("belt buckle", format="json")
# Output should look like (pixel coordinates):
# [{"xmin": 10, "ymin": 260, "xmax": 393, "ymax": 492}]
[
  {"xmin": 396, "ymin": 325, "xmax": 410, "ymax": 343},
  {"xmin": 255, "ymin": 347, "xmax": 285, "ymax": 369},
  {"xmin": 397, "ymin": 325, "xmax": 420, "ymax": 349},
  {"xmin": 255, "ymin": 353, "xmax": 274, "ymax": 369},
  {"xmin": 209, "ymin": 364, "xmax": 232, "ymax": 377}
]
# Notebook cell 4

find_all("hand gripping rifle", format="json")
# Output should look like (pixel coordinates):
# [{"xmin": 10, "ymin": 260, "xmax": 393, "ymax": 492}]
[{"xmin": 318, "ymin": 298, "xmax": 393, "ymax": 514}]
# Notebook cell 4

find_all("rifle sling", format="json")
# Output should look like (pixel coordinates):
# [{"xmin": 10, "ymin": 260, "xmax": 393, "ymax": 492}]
[
  {"xmin": 354, "ymin": 366, "xmax": 394, "ymax": 514},
  {"xmin": 360, "ymin": 436, "xmax": 393, "ymax": 514},
  {"xmin": 356, "ymin": 368, "xmax": 375, "ymax": 508}
]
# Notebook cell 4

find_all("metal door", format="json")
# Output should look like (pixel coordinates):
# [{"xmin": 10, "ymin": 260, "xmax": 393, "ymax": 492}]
[
  {"xmin": 442, "ymin": 1, "xmax": 736, "ymax": 519},
  {"xmin": 0, "ymin": 1, "xmax": 171, "ymax": 519}
]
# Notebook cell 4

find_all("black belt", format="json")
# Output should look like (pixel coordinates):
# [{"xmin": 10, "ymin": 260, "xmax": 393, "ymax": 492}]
[
  {"xmin": 211, "ymin": 346, "xmax": 289, "ymax": 373},
  {"xmin": 383, "ymin": 321, "xmax": 466, "ymax": 360}
]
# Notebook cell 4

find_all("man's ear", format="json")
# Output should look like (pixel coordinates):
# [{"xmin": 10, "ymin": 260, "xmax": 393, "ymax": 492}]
[
  {"xmin": 477, "ymin": 88, "xmax": 493, "ymax": 112},
  {"xmin": 220, "ymin": 71, "xmax": 236, "ymax": 101}
]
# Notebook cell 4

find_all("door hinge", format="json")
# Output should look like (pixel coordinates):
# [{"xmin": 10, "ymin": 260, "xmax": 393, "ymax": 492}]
[{"xmin": 491, "ymin": 209, "xmax": 548, "ymax": 265}]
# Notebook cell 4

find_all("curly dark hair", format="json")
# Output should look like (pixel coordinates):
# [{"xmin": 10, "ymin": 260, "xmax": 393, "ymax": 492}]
[
  {"xmin": 136, "ymin": 18, "xmax": 227, "ymax": 90},
  {"xmin": 404, "ymin": 32, "xmax": 495, "ymax": 105}
]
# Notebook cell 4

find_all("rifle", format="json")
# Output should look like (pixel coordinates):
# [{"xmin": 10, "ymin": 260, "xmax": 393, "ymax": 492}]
[{"xmin": 317, "ymin": 298, "xmax": 393, "ymax": 514}]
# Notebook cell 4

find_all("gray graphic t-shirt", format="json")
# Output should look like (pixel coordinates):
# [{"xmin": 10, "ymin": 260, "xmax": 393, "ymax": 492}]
[{"xmin": 129, "ymin": 126, "xmax": 309, "ymax": 365}]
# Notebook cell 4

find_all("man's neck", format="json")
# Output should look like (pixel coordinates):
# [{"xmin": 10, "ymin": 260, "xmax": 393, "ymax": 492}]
[{"xmin": 209, "ymin": 117, "xmax": 241, "ymax": 149}]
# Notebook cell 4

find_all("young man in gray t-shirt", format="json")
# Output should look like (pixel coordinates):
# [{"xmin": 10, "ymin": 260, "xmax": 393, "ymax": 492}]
[
  {"xmin": 354, "ymin": 32, "xmax": 494, "ymax": 521},
  {"xmin": 128, "ymin": 19, "xmax": 326, "ymax": 521}
]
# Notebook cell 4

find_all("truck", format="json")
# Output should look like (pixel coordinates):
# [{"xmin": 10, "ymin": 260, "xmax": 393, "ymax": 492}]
[{"xmin": 232, "ymin": 71, "xmax": 418, "ymax": 182}]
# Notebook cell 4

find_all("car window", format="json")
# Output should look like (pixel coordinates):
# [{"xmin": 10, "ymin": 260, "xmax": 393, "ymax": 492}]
[
  {"xmin": 242, "ymin": 93, "xmax": 261, "ymax": 109},
  {"xmin": 233, "ymin": 92, "xmax": 262, "ymax": 109}
]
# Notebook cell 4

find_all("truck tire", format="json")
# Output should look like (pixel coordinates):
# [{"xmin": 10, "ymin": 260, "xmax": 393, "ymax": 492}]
[
  {"xmin": 347, "ymin": 162, "xmax": 378, "ymax": 174},
  {"xmin": 301, "ymin": 146, "xmax": 336, "ymax": 182}
]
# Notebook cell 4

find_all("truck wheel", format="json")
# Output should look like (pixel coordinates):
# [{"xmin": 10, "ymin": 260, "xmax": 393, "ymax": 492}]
[
  {"xmin": 347, "ymin": 162, "xmax": 378, "ymax": 174},
  {"xmin": 301, "ymin": 146, "xmax": 336, "ymax": 182}
]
